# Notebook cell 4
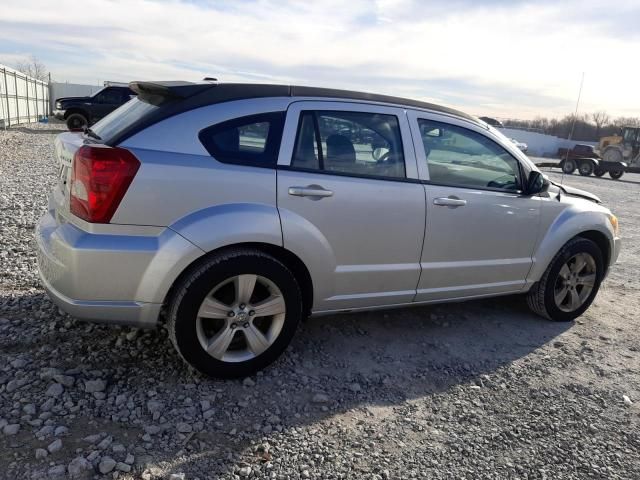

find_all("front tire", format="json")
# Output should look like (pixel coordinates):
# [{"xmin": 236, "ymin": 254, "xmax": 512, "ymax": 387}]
[
  {"xmin": 527, "ymin": 238, "xmax": 603, "ymax": 322},
  {"xmin": 168, "ymin": 249, "xmax": 303, "ymax": 378}
]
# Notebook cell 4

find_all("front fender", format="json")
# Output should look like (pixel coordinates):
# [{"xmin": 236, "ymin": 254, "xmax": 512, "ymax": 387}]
[
  {"xmin": 169, "ymin": 203, "xmax": 283, "ymax": 253},
  {"xmin": 528, "ymin": 205, "xmax": 615, "ymax": 282}
]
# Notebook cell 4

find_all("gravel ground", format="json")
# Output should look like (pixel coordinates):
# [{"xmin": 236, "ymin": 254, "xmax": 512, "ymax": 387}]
[{"xmin": 0, "ymin": 124, "xmax": 639, "ymax": 480}]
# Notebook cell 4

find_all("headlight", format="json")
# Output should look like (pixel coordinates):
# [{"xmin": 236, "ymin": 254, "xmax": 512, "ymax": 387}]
[
  {"xmin": 56, "ymin": 102, "xmax": 62, "ymax": 109},
  {"xmin": 608, "ymin": 214, "xmax": 619, "ymax": 236}
]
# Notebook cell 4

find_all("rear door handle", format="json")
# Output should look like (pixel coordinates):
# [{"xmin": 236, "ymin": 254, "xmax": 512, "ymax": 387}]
[
  {"xmin": 433, "ymin": 196, "xmax": 467, "ymax": 207},
  {"xmin": 288, "ymin": 186, "xmax": 334, "ymax": 198}
]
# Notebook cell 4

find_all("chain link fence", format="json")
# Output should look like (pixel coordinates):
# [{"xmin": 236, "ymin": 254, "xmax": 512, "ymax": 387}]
[{"xmin": 0, "ymin": 64, "xmax": 49, "ymax": 128}]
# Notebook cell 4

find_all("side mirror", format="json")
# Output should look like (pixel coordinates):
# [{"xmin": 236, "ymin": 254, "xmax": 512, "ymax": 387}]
[{"xmin": 526, "ymin": 171, "xmax": 549, "ymax": 195}]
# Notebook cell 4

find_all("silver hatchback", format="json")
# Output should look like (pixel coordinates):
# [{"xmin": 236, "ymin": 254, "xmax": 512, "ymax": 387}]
[{"xmin": 37, "ymin": 81, "xmax": 621, "ymax": 377}]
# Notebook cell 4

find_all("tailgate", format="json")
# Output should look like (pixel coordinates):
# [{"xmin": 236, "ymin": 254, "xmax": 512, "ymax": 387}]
[{"xmin": 53, "ymin": 132, "xmax": 84, "ymax": 212}]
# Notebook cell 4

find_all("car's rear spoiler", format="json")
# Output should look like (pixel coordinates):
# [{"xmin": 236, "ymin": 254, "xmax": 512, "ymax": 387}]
[{"xmin": 129, "ymin": 81, "xmax": 216, "ymax": 105}]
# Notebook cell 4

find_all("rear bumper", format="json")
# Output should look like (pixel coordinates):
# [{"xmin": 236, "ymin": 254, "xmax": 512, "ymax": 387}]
[{"xmin": 36, "ymin": 204, "xmax": 203, "ymax": 328}]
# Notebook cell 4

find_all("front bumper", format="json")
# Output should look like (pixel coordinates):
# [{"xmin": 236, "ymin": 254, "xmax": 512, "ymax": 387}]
[
  {"xmin": 611, "ymin": 236, "xmax": 622, "ymax": 267},
  {"xmin": 53, "ymin": 110, "xmax": 66, "ymax": 120},
  {"xmin": 36, "ymin": 206, "xmax": 203, "ymax": 328}
]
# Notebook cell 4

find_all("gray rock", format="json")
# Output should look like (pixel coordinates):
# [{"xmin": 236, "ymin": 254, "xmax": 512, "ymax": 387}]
[
  {"xmin": 47, "ymin": 465, "xmax": 66, "ymax": 478},
  {"xmin": 2, "ymin": 423, "xmax": 20, "ymax": 435},
  {"xmin": 67, "ymin": 456, "xmax": 93, "ymax": 479},
  {"xmin": 97, "ymin": 435, "xmax": 112, "ymax": 450},
  {"xmin": 169, "ymin": 474, "xmax": 185, "ymax": 480},
  {"xmin": 35, "ymin": 448, "xmax": 48, "ymax": 459},
  {"xmin": 53, "ymin": 374, "xmax": 75, "ymax": 387},
  {"xmin": 176, "ymin": 422, "xmax": 193, "ymax": 433},
  {"xmin": 238, "ymin": 466, "xmax": 252, "ymax": 477},
  {"xmin": 147, "ymin": 400, "xmax": 164, "ymax": 414},
  {"xmin": 48, "ymin": 438, "xmax": 63, "ymax": 453},
  {"xmin": 98, "ymin": 457, "xmax": 116, "ymax": 474},
  {"xmin": 116, "ymin": 461, "xmax": 132, "ymax": 472},
  {"xmin": 84, "ymin": 379, "xmax": 106, "ymax": 393},
  {"xmin": 243, "ymin": 377, "xmax": 256, "ymax": 387},
  {"xmin": 311, "ymin": 393, "xmax": 330, "ymax": 404},
  {"xmin": 54, "ymin": 426, "xmax": 68, "ymax": 436},
  {"xmin": 46, "ymin": 383, "xmax": 64, "ymax": 397},
  {"xmin": 23, "ymin": 403, "xmax": 36, "ymax": 415}
]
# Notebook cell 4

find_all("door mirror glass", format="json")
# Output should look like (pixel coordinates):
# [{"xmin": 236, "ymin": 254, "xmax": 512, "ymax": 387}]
[
  {"xmin": 526, "ymin": 171, "xmax": 548, "ymax": 194},
  {"xmin": 372, "ymin": 146, "xmax": 390, "ymax": 161}
]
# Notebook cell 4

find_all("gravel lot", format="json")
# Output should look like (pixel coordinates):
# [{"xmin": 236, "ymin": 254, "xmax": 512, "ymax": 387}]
[{"xmin": 1, "ymin": 124, "xmax": 638, "ymax": 480}]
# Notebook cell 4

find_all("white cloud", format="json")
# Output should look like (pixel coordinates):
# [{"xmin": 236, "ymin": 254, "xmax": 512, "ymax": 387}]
[{"xmin": 0, "ymin": 0, "xmax": 638, "ymax": 119}]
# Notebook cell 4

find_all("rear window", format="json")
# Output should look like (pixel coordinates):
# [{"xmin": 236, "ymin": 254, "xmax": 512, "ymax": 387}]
[{"xmin": 90, "ymin": 97, "xmax": 159, "ymax": 143}]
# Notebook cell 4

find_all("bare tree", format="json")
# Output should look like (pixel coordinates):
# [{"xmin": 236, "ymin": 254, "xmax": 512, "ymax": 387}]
[
  {"xmin": 591, "ymin": 111, "xmax": 610, "ymax": 139},
  {"xmin": 14, "ymin": 55, "xmax": 48, "ymax": 81}
]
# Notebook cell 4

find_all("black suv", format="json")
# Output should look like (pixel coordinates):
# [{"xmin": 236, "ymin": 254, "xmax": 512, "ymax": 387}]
[{"xmin": 53, "ymin": 86, "xmax": 136, "ymax": 130}]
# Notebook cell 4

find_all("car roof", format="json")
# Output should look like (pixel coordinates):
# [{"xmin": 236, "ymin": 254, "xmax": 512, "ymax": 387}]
[{"xmin": 129, "ymin": 81, "xmax": 482, "ymax": 126}]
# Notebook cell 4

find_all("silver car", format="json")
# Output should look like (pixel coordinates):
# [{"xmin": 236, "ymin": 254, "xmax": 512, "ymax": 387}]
[{"xmin": 36, "ymin": 81, "xmax": 621, "ymax": 378}]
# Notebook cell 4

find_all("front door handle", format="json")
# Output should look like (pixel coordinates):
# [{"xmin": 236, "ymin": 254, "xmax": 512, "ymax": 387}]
[
  {"xmin": 433, "ymin": 196, "xmax": 467, "ymax": 207},
  {"xmin": 288, "ymin": 186, "xmax": 334, "ymax": 198}
]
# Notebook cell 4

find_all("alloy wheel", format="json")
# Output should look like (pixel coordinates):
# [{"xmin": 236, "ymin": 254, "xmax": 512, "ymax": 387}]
[
  {"xmin": 553, "ymin": 253, "xmax": 597, "ymax": 312},
  {"xmin": 195, "ymin": 274, "xmax": 286, "ymax": 362}
]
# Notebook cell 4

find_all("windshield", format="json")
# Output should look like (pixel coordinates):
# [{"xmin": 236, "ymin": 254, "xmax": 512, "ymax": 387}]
[{"xmin": 90, "ymin": 97, "xmax": 159, "ymax": 143}]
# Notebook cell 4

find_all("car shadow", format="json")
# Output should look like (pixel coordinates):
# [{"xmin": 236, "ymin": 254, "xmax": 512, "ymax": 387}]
[{"xmin": 1, "ymin": 291, "xmax": 572, "ymax": 477}]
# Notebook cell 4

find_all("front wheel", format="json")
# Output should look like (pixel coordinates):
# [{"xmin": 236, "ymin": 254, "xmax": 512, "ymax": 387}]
[
  {"xmin": 168, "ymin": 249, "xmax": 303, "ymax": 378},
  {"xmin": 562, "ymin": 159, "xmax": 576, "ymax": 174},
  {"xmin": 526, "ymin": 237, "xmax": 603, "ymax": 322}
]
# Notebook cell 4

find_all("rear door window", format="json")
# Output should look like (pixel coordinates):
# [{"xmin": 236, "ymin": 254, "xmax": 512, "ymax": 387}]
[
  {"xmin": 199, "ymin": 112, "xmax": 285, "ymax": 167},
  {"xmin": 291, "ymin": 110, "xmax": 406, "ymax": 179}
]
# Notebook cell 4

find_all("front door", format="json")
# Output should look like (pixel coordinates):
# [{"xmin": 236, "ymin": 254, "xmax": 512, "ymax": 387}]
[
  {"xmin": 277, "ymin": 101, "xmax": 426, "ymax": 312},
  {"xmin": 408, "ymin": 111, "xmax": 541, "ymax": 301}
]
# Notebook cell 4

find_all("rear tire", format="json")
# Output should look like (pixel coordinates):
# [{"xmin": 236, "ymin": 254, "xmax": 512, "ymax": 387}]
[
  {"xmin": 578, "ymin": 161, "xmax": 594, "ymax": 176},
  {"xmin": 561, "ymin": 159, "xmax": 576, "ymax": 174},
  {"xmin": 603, "ymin": 148, "xmax": 623, "ymax": 163},
  {"xmin": 609, "ymin": 170, "xmax": 624, "ymax": 180},
  {"xmin": 66, "ymin": 113, "xmax": 88, "ymax": 131},
  {"xmin": 526, "ymin": 237, "xmax": 603, "ymax": 322},
  {"xmin": 168, "ymin": 248, "xmax": 303, "ymax": 378}
]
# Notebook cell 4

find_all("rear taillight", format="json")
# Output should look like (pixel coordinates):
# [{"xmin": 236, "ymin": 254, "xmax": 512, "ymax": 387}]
[{"xmin": 70, "ymin": 145, "xmax": 140, "ymax": 223}]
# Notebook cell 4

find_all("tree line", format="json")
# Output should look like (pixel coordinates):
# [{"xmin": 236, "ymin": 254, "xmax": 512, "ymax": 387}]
[{"xmin": 503, "ymin": 112, "xmax": 640, "ymax": 142}]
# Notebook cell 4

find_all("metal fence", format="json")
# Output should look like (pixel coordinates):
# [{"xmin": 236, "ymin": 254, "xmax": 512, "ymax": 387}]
[{"xmin": 0, "ymin": 64, "xmax": 49, "ymax": 128}]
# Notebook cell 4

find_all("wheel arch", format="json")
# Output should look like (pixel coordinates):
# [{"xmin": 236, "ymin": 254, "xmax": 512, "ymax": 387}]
[
  {"xmin": 528, "ymin": 208, "xmax": 615, "ymax": 284},
  {"xmin": 162, "ymin": 242, "xmax": 314, "ymax": 320},
  {"xmin": 64, "ymin": 107, "xmax": 90, "ymax": 121}
]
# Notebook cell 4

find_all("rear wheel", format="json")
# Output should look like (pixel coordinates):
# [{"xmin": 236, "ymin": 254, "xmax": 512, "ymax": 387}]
[
  {"xmin": 168, "ymin": 249, "xmax": 303, "ymax": 378},
  {"xmin": 526, "ymin": 237, "xmax": 603, "ymax": 322},
  {"xmin": 603, "ymin": 148, "xmax": 623, "ymax": 163},
  {"xmin": 578, "ymin": 161, "xmax": 594, "ymax": 176},
  {"xmin": 609, "ymin": 170, "xmax": 624, "ymax": 180},
  {"xmin": 66, "ymin": 113, "xmax": 88, "ymax": 131},
  {"xmin": 593, "ymin": 169, "xmax": 606, "ymax": 177},
  {"xmin": 561, "ymin": 159, "xmax": 576, "ymax": 174}
]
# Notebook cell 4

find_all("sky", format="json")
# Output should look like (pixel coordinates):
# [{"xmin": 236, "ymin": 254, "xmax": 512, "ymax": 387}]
[{"xmin": 1, "ymin": 0, "xmax": 639, "ymax": 120}]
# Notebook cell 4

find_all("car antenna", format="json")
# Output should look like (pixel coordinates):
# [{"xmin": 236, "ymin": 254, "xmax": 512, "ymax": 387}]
[{"xmin": 558, "ymin": 72, "xmax": 585, "ymax": 197}]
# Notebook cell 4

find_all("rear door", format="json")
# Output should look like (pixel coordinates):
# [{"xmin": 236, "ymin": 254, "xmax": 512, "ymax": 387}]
[
  {"xmin": 408, "ymin": 110, "xmax": 541, "ymax": 301},
  {"xmin": 276, "ymin": 101, "xmax": 426, "ymax": 312}
]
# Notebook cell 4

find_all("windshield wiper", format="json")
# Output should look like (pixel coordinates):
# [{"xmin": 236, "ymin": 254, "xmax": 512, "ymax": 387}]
[{"xmin": 83, "ymin": 127, "xmax": 102, "ymax": 141}]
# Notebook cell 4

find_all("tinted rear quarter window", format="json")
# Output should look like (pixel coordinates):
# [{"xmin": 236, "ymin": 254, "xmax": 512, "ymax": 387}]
[{"xmin": 199, "ymin": 112, "xmax": 285, "ymax": 167}]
